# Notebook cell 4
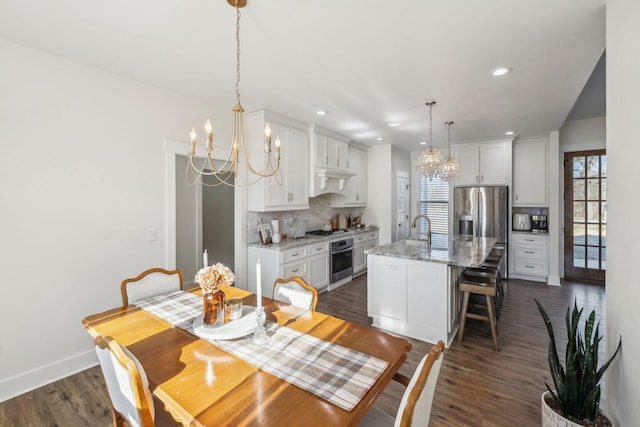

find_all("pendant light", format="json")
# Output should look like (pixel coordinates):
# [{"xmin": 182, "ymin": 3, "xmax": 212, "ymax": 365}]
[
  {"xmin": 416, "ymin": 101, "xmax": 443, "ymax": 181},
  {"xmin": 440, "ymin": 121, "xmax": 461, "ymax": 182}
]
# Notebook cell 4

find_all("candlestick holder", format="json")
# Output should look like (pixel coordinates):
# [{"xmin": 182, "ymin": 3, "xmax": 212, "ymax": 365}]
[{"xmin": 251, "ymin": 306, "xmax": 270, "ymax": 345}]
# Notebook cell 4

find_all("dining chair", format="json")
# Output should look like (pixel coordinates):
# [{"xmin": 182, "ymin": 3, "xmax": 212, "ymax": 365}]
[
  {"xmin": 272, "ymin": 276, "xmax": 318, "ymax": 311},
  {"xmin": 94, "ymin": 335, "xmax": 180, "ymax": 427},
  {"xmin": 359, "ymin": 340, "xmax": 445, "ymax": 427},
  {"xmin": 120, "ymin": 268, "xmax": 183, "ymax": 306}
]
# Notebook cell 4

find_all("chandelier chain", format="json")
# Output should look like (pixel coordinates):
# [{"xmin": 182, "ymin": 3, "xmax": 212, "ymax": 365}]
[{"xmin": 235, "ymin": 1, "xmax": 241, "ymax": 103}]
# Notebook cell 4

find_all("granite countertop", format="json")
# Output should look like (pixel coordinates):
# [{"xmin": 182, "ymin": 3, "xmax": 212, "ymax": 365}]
[
  {"xmin": 248, "ymin": 227, "xmax": 379, "ymax": 250},
  {"xmin": 366, "ymin": 235, "xmax": 497, "ymax": 267}
]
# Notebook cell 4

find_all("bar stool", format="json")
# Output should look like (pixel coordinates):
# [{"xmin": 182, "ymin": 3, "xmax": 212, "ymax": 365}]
[
  {"xmin": 463, "ymin": 264, "xmax": 501, "ymax": 319},
  {"xmin": 458, "ymin": 273, "xmax": 499, "ymax": 351}
]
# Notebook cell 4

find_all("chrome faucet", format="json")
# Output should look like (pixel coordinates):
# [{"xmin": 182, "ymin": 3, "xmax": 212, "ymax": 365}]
[{"xmin": 411, "ymin": 215, "xmax": 432, "ymax": 246}]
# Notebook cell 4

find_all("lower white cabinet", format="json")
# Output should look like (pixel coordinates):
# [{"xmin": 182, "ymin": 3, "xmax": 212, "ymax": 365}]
[
  {"xmin": 248, "ymin": 241, "xmax": 330, "ymax": 296},
  {"xmin": 307, "ymin": 242, "xmax": 330, "ymax": 290},
  {"xmin": 352, "ymin": 232, "xmax": 368, "ymax": 275},
  {"xmin": 367, "ymin": 254, "xmax": 458, "ymax": 346},
  {"xmin": 511, "ymin": 233, "xmax": 549, "ymax": 282}
]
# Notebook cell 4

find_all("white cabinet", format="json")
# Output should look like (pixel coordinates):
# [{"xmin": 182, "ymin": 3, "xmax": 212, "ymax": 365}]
[
  {"xmin": 513, "ymin": 138, "xmax": 548, "ymax": 206},
  {"xmin": 309, "ymin": 125, "xmax": 353, "ymax": 197},
  {"xmin": 453, "ymin": 140, "xmax": 512, "ymax": 186},
  {"xmin": 307, "ymin": 242, "xmax": 330, "ymax": 290},
  {"xmin": 368, "ymin": 257, "xmax": 406, "ymax": 320},
  {"xmin": 511, "ymin": 233, "xmax": 548, "ymax": 282},
  {"xmin": 246, "ymin": 110, "xmax": 309, "ymax": 211},
  {"xmin": 328, "ymin": 137, "xmax": 349, "ymax": 171},
  {"xmin": 332, "ymin": 144, "xmax": 367, "ymax": 207},
  {"xmin": 248, "ymin": 241, "xmax": 331, "ymax": 296},
  {"xmin": 367, "ymin": 255, "xmax": 454, "ymax": 345},
  {"xmin": 352, "ymin": 233, "xmax": 368, "ymax": 276}
]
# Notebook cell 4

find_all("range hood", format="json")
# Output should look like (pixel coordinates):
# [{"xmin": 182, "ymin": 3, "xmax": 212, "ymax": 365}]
[{"xmin": 316, "ymin": 167, "xmax": 355, "ymax": 191}]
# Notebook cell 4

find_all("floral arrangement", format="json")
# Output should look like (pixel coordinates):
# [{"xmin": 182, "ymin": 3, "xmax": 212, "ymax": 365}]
[{"xmin": 195, "ymin": 263, "xmax": 235, "ymax": 293}]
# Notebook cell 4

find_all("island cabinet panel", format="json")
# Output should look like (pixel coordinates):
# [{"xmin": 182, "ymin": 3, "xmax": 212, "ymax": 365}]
[
  {"xmin": 367, "ymin": 255, "xmax": 456, "ymax": 346},
  {"xmin": 368, "ymin": 257, "xmax": 407, "ymax": 321},
  {"xmin": 406, "ymin": 262, "xmax": 448, "ymax": 338}
]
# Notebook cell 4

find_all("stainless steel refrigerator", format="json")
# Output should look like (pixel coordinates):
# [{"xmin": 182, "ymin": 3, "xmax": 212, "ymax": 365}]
[{"xmin": 453, "ymin": 186, "xmax": 508, "ymax": 278}]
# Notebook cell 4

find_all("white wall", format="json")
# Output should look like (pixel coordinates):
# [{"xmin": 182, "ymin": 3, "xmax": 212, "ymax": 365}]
[
  {"xmin": 560, "ymin": 116, "xmax": 606, "ymax": 151},
  {"xmin": 606, "ymin": 1, "xmax": 640, "ymax": 424},
  {"xmin": 365, "ymin": 145, "xmax": 393, "ymax": 244},
  {"xmin": 0, "ymin": 40, "xmax": 221, "ymax": 401}
]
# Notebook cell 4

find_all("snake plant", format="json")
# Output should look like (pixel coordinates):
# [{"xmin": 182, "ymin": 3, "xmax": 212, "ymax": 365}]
[{"xmin": 535, "ymin": 298, "xmax": 622, "ymax": 421}]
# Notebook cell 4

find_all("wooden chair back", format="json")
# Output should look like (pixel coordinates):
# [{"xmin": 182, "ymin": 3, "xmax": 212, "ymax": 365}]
[
  {"xmin": 395, "ymin": 340, "xmax": 445, "ymax": 427},
  {"xmin": 94, "ymin": 335, "xmax": 155, "ymax": 427},
  {"xmin": 121, "ymin": 268, "xmax": 183, "ymax": 306},
  {"xmin": 273, "ymin": 276, "xmax": 318, "ymax": 311}
]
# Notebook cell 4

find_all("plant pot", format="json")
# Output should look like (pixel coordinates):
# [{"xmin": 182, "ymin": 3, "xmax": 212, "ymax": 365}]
[{"xmin": 541, "ymin": 391, "xmax": 615, "ymax": 427}]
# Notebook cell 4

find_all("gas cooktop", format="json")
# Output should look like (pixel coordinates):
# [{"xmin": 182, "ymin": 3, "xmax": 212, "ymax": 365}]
[{"xmin": 306, "ymin": 229, "xmax": 348, "ymax": 236}]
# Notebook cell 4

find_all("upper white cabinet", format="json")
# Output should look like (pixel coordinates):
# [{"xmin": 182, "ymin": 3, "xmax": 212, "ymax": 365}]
[
  {"xmin": 513, "ymin": 138, "xmax": 548, "ymax": 206},
  {"xmin": 245, "ymin": 110, "xmax": 309, "ymax": 211},
  {"xmin": 453, "ymin": 140, "xmax": 512, "ymax": 186},
  {"xmin": 331, "ymin": 143, "xmax": 367, "ymax": 207},
  {"xmin": 309, "ymin": 125, "xmax": 353, "ymax": 197}
]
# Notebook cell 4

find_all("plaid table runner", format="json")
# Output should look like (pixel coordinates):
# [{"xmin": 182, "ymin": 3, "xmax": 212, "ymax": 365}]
[{"xmin": 134, "ymin": 290, "xmax": 389, "ymax": 411}]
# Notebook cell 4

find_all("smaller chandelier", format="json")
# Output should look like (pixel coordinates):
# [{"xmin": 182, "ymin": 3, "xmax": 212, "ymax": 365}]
[
  {"xmin": 416, "ymin": 101, "xmax": 443, "ymax": 181},
  {"xmin": 186, "ymin": 0, "xmax": 281, "ymax": 187},
  {"xmin": 440, "ymin": 121, "xmax": 461, "ymax": 182}
]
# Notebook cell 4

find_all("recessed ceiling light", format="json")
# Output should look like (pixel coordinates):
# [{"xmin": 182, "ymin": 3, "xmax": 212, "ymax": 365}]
[
  {"xmin": 505, "ymin": 131, "xmax": 515, "ymax": 136},
  {"xmin": 420, "ymin": 141, "xmax": 427, "ymax": 145},
  {"xmin": 316, "ymin": 110, "xmax": 327, "ymax": 116},
  {"xmin": 388, "ymin": 123, "xmax": 400, "ymax": 127},
  {"xmin": 377, "ymin": 137, "xmax": 384, "ymax": 141},
  {"xmin": 490, "ymin": 67, "xmax": 512, "ymax": 77}
]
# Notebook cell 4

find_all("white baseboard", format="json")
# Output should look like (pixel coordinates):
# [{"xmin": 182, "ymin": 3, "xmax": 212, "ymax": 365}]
[{"xmin": 0, "ymin": 350, "xmax": 97, "ymax": 403}]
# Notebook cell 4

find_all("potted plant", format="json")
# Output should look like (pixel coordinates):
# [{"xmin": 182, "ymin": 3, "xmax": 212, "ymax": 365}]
[{"xmin": 535, "ymin": 298, "xmax": 622, "ymax": 427}]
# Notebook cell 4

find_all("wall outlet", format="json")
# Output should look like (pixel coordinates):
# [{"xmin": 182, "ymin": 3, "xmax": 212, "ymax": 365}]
[{"xmin": 147, "ymin": 228, "xmax": 157, "ymax": 242}]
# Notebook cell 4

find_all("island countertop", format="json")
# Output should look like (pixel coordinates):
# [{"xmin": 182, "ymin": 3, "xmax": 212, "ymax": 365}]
[{"xmin": 366, "ymin": 235, "xmax": 496, "ymax": 267}]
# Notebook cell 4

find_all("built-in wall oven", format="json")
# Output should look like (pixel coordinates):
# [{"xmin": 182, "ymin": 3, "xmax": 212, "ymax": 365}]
[{"xmin": 330, "ymin": 237, "xmax": 353, "ymax": 283}]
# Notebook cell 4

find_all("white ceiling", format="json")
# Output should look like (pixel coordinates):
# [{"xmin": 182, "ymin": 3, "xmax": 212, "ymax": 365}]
[{"xmin": 0, "ymin": 0, "xmax": 606, "ymax": 151}]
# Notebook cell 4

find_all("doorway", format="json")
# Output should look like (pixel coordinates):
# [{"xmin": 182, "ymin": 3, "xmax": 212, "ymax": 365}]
[
  {"xmin": 396, "ymin": 172, "xmax": 409, "ymax": 242},
  {"xmin": 175, "ymin": 155, "xmax": 235, "ymax": 287},
  {"xmin": 563, "ymin": 150, "xmax": 606, "ymax": 284}
]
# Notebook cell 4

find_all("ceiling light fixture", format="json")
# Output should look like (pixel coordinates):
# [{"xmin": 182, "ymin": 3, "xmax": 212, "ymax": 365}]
[
  {"xmin": 416, "ymin": 101, "xmax": 443, "ymax": 181},
  {"xmin": 388, "ymin": 123, "xmax": 400, "ymax": 127},
  {"xmin": 186, "ymin": 0, "xmax": 280, "ymax": 187},
  {"xmin": 490, "ymin": 67, "xmax": 512, "ymax": 77},
  {"xmin": 420, "ymin": 141, "xmax": 427, "ymax": 145},
  {"xmin": 439, "ymin": 121, "xmax": 461, "ymax": 182},
  {"xmin": 316, "ymin": 110, "xmax": 327, "ymax": 116},
  {"xmin": 505, "ymin": 130, "xmax": 515, "ymax": 136}
]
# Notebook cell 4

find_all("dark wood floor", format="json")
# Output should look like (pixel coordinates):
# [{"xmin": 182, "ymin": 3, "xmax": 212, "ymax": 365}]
[{"xmin": 0, "ymin": 274, "xmax": 605, "ymax": 427}]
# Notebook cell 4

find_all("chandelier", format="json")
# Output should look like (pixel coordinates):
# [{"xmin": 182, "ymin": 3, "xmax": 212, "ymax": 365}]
[
  {"xmin": 416, "ymin": 101, "xmax": 443, "ymax": 181},
  {"xmin": 439, "ymin": 121, "xmax": 461, "ymax": 182},
  {"xmin": 186, "ymin": 0, "xmax": 281, "ymax": 187}
]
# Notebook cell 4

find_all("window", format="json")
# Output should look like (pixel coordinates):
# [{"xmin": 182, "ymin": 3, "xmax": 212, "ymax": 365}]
[{"xmin": 416, "ymin": 175, "xmax": 449, "ymax": 242}]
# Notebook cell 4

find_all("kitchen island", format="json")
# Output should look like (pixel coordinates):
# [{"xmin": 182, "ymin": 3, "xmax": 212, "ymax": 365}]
[{"xmin": 366, "ymin": 235, "xmax": 496, "ymax": 346}]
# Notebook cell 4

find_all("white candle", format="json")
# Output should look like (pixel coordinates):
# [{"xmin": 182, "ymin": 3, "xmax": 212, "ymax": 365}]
[
  {"xmin": 256, "ymin": 259, "xmax": 262, "ymax": 311},
  {"xmin": 203, "ymin": 250, "xmax": 208, "ymax": 268}
]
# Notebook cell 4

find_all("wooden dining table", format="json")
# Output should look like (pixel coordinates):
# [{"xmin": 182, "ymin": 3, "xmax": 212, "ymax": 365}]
[{"xmin": 82, "ymin": 286, "xmax": 412, "ymax": 426}]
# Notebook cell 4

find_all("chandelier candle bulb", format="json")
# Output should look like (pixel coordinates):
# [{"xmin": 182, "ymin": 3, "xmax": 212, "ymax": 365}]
[
  {"xmin": 265, "ymin": 123, "xmax": 272, "ymax": 152},
  {"xmin": 189, "ymin": 130, "xmax": 197, "ymax": 155},
  {"xmin": 275, "ymin": 137, "xmax": 281, "ymax": 160}
]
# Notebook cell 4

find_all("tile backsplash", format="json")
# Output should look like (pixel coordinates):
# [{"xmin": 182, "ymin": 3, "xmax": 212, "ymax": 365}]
[{"xmin": 247, "ymin": 194, "xmax": 365, "ymax": 243}]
